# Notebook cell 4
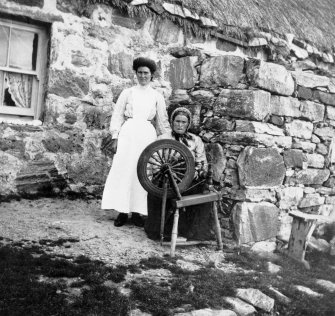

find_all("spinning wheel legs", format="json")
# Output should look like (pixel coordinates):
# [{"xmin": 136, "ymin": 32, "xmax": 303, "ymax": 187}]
[{"xmin": 170, "ymin": 208, "xmax": 180, "ymax": 257}]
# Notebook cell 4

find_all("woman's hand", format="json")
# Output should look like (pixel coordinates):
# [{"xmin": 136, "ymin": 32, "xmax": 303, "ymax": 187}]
[
  {"xmin": 111, "ymin": 139, "xmax": 118, "ymax": 154},
  {"xmin": 101, "ymin": 134, "xmax": 118, "ymax": 157}
]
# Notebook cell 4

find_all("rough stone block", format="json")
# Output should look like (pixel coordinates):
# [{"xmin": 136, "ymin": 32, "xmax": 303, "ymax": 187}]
[
  {"xmin": 170, "ymin": 56, "xmax": 198, "ymax": 89},
  {"xmin": 236, "ymin": 288, "xmax": 274, "ymax": 312},
  {"xmin": 71, "ymin": 50, "xmax": 91, "ymax": 67},
  {"xmin": 48, "ymin": 68, "xmax": 89, "ymax": 98},
  {"xmin": 174, "ymin": 309, "xmax": 237, "ymax": 316},
  {"xmin": 315, "ymin": 279, "xmax": 335, "ymax": 293},
  {"xmin": 316, "ymin": 143, "xmax": 328, "ymax": 155},
  {"xmin": 42, "ymin": 132, "xmax": 83, "ymax": 154},
  {"xmin": 111, "ymin": 8, "xmax": 146, "ymax": 29},
  {"xmin": 292, "ymin": 139, "xmax": 316, "ymax": 153},
  {"xmin": 286, "ymin": 169, "xmax": 330, "ymax": 185},
  {"xmin": 247, "ymin": 60, "xmax": 294, "ymax": 96},
  {"xmin": 235, "ymin": 120, "xmax": 284, "ymax": 136},
  {"xmin": 324, "ymin": 176, "xmax": 335, "ymax": 188},
  {"xmin": 206, "ymin": 143, "xmax": 226, "ymax": 182},
  {"xmin": 215, "ymin": 132, "xmax": 292, "ymax": 148},
  {"xmin": 204, "ymin": 117, "xmax": 234, "ymax": 132},
  {"xmin": 8, "ymin": 0, "xmax": 43, "ymax": 8},
  {"xmin": 169, "ymin": 89, "xmax": 190, "ymax": 104},
  {"xmin": 200, "ymin": 55, "xmax": 244, "ymax": 88},
  {"xmin": 278, "ymin": 187, "xmax": 304, "ymax": 209},
  {"xmin": 283, "ymin": 149, "xmax": 305, "ymax": 168},
  {"xmin": 314, "ymin": 127, "xmax": 335, "ymax": 141},
  {"xmin": 308, "ymin": 237, "xmax": 330, "ymax": 253},
  {"xmin": 285, "ymin": 120, "xmax": 313, "ymax": 139},
  {"xmin": 326, "ymin": 106, "xmax": 335, "ymax": 120},
  {"xmin": 148, "ymin": 17, "xmax": 182, "ymax": 44},
  {"xmin": 232, "ymin": 202, "xmax": 279, "ymax": 244},
  {"xmin": 292, "ymin": 59, "xmax": 317, "ymax": 71},
  {"xmin": 314, "ymin": 90, "xmax": 335, "ymax": 106},
  {"xmin": 269, "ymin": 115, "xmax": 284, "ymax": 126},
  {"xmin": 223, "ymin": 297, "xmax": 256, "ymax": 316},
  {"xmin": 297, "ymin": 85, "xmax": 313, "ymax": 100},
  {"xmin": 299, "ymin": 193, "xmax": 325, "ymax": 208},
  {"xmin": 325, "ymin": 196, "xmax": 335, "ymax": 205},
  {"xmin": 237, "ymin": 146, "xmax": 285, "ymax": 188},
  {"xmin": 290, "ymin": 43, "xmax": 308, "ymax": 59},
  {"xmin": 231, "ymin": 189, "xmax": 276, "ymax": 202},
  {"xmin": 0, "ymin": 152, "xmax": 23, "ymax": 196},
  {"xmin": 271, "ymin": 95, "xmax": 301, "ymax": 117},
  {"xmin": 306, "ymin": 153, "xmax": 325, "ymax": 168},
  {"xmin": 190, "ymin": 90, "xmax": 215, "ymax": 108},
  {"xmin": 216, "ymin": 39, "xmax": 238, "ymax": 52},
  {"xmin": 213, "ymin": 89, "xmax": 271, "ymax": 121},
  {"xmin": 16, "ymin": 160, "xmax": 67, "ymax": 196},
  {"xmin": 108, "ymin": 52, "xmax": 133, "ymax": 78},
  {"xmin": 277, "ymin": 211, "xmax": 293, "ymax": 242},
  {"xmin": 316, "ymin": 187, "xmax": 335, "ymax": 195},
  {"xmin": 300, "ymin": 101, "xmax": 325, "ymax": 122},
  {"xmin": 292, "ymin": 71, "xmax": 330, "ymax": 89}
]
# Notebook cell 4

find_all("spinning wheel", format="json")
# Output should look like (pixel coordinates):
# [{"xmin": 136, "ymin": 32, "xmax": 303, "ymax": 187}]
[
  {"xmin": 137, "ymin": 139, "xmax": 223, "ymax": 256},
  {"xmin": 137, "ymin": 139, "xmax": 195, "ymax": 199}
]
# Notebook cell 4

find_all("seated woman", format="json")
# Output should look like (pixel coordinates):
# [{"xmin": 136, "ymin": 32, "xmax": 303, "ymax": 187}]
[{"xmin": 145, "ymin": 107, "xmax": 216, "ymax": 241}]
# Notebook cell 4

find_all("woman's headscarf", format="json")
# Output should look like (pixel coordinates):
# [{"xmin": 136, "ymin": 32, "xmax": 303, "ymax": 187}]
[{"xmin": 170, "ymin": 107, "xmax": 193, "ymax": 147}]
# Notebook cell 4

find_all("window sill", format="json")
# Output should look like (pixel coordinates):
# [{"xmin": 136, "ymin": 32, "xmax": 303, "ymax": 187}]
[{"xmin": 0, "ymin": 116, "xmax": 42, "ymax": 127}]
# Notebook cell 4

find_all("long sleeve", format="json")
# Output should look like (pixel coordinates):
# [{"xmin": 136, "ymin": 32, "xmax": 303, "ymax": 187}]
[
  {"xmin": 155, "ymin": 92, "xmax": 171, "ymax": 136},
  {"xmin": 109, "ymin": 89, "xmax": 128, "ymax": 139},
  {"xmin": 194, "ymin": 136, "xmax": 208, "ymax": 172}
]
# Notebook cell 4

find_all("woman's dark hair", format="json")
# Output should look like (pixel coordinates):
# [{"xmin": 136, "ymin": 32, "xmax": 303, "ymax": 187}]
[{"xmin": 133, "ymin": 57, "xmax": 157, "ymax": 73}]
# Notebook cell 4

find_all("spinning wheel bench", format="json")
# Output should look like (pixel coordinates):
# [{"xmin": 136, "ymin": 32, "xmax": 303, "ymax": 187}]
[
  {"xmin": 138, "ymin": 139, "xmax": 223, "ymax": 257},
  {"xmin": 170, "ymin": 191, "xmax": 223, "ymax": 257}
]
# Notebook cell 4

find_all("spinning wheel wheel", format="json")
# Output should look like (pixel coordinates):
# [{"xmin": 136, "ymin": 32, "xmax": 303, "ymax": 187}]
[
  {"xmin": 137, "ymin": 139, "xmax": 195, "ymax": 198},
  {"xmin": 138, "ymin": 139, "xmax": 223, "ymax": 256}
]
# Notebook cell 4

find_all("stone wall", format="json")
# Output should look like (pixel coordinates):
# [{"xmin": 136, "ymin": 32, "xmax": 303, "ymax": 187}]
[{"xmin": 1, "ymin": 0, "xmax": 335, "ymax": 247}]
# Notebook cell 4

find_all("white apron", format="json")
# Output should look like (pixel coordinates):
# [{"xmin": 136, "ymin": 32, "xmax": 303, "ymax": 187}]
[{"xmin": 101, "ymin": 86, "xmax": 160, "ymax": 215}]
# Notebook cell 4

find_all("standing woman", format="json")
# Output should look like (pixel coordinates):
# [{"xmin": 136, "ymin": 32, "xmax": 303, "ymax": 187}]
[{"xmin": 101, "ymin": 57, "xmax": 171, "ymax": 227}]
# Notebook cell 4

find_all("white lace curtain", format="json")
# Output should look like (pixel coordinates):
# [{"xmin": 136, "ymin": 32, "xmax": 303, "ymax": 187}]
[{"xmin": 5, "ymin": 72, "xmax": 32, "ymax": 108}]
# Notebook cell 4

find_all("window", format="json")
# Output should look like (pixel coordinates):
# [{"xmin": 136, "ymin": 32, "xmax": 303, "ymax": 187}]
[{"xmin": 0, "ymin": 18, "xmax": 48, "ymax": 120}]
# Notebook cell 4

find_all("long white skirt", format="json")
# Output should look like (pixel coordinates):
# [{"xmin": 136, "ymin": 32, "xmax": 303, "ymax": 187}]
[{"xmin": 101, "ymin": 119, "xmax": 156, "ymax": 215}]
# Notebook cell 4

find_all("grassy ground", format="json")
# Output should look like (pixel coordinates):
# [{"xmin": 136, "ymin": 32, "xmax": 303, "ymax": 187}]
[{"xmin": 0, "ymin": 237, "xmax": 334, "ymax": 316}]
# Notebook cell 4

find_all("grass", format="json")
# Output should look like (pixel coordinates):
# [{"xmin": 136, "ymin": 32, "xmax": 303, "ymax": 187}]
[
  {"xmin": 0, "ymin": 240, "xmax": 132, "ymax": 315},
  {"xmin": 0, "ymin": 238, "xmax": 334, "ymax": 316}
]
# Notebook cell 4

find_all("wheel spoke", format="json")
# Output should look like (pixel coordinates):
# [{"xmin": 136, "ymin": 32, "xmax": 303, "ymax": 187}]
[
  {"xmin": 171, "ymin": 160, "xmax": 186, "ymax": 168},
  {"xmin": 164, "ymin": 148, "xmax": 171, "ymax": 162},
  {"xmin": 156, "ymin": 149, "xmax": 165, "ymax": 164},
  {"xmin": 150, "ymin": 154, "xmax": 162, "ymax": 165},
  {"xmin": 171, "ymin": 166, "xmax": 187, "ymax": 171},
  {"xmin": 166, "ymin": 147, "xmax": 172, "ymax": 162},
  {"xmin": 153, "ymin": 173, "xmax": 164, "ymax": 186},
  {"xmin": 169, "ymin": 149, "xmax": 179, "ymax": 162},
  {"xmin": 152, "ymin": 171, "xmax": 163, "ymax": 181},
  {"xmin": 173, "ymin": 171, "xmax": 186, "ymax": 178}
]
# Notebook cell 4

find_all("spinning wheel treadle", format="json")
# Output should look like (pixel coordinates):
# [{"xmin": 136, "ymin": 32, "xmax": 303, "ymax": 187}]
[{"xmin": 137, "ymin": 139, "xmax": 195, "ymax": 198}]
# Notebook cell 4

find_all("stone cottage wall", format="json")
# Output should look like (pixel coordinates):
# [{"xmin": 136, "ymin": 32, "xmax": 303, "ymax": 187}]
[{"xmin": 1, "ymin": 0, "xmax": 335, "ymax": 248}]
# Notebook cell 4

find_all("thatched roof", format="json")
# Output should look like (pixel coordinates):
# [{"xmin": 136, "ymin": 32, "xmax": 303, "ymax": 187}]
[
  {"xmin": 187, "ymin": 0, "xmax": 335, "ymax": 50},
  {"xmin": 86, "ymin": 0, "xmax": 335, "ymax": 51}
]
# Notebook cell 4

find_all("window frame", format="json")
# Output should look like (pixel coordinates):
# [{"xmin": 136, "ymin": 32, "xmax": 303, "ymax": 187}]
[{"xmin": 0, "ymin": 17, "xmax": 48, "ymax": 120}]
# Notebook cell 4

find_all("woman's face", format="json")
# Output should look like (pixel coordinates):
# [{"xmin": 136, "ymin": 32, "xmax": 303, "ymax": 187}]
[
  {"xmin": 136, "ymin": 66, "xmax": 152, "ymax": 86},
  {"xmin": 172, "ymin": 114, "xmax": 189, "ymax": 135}
]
